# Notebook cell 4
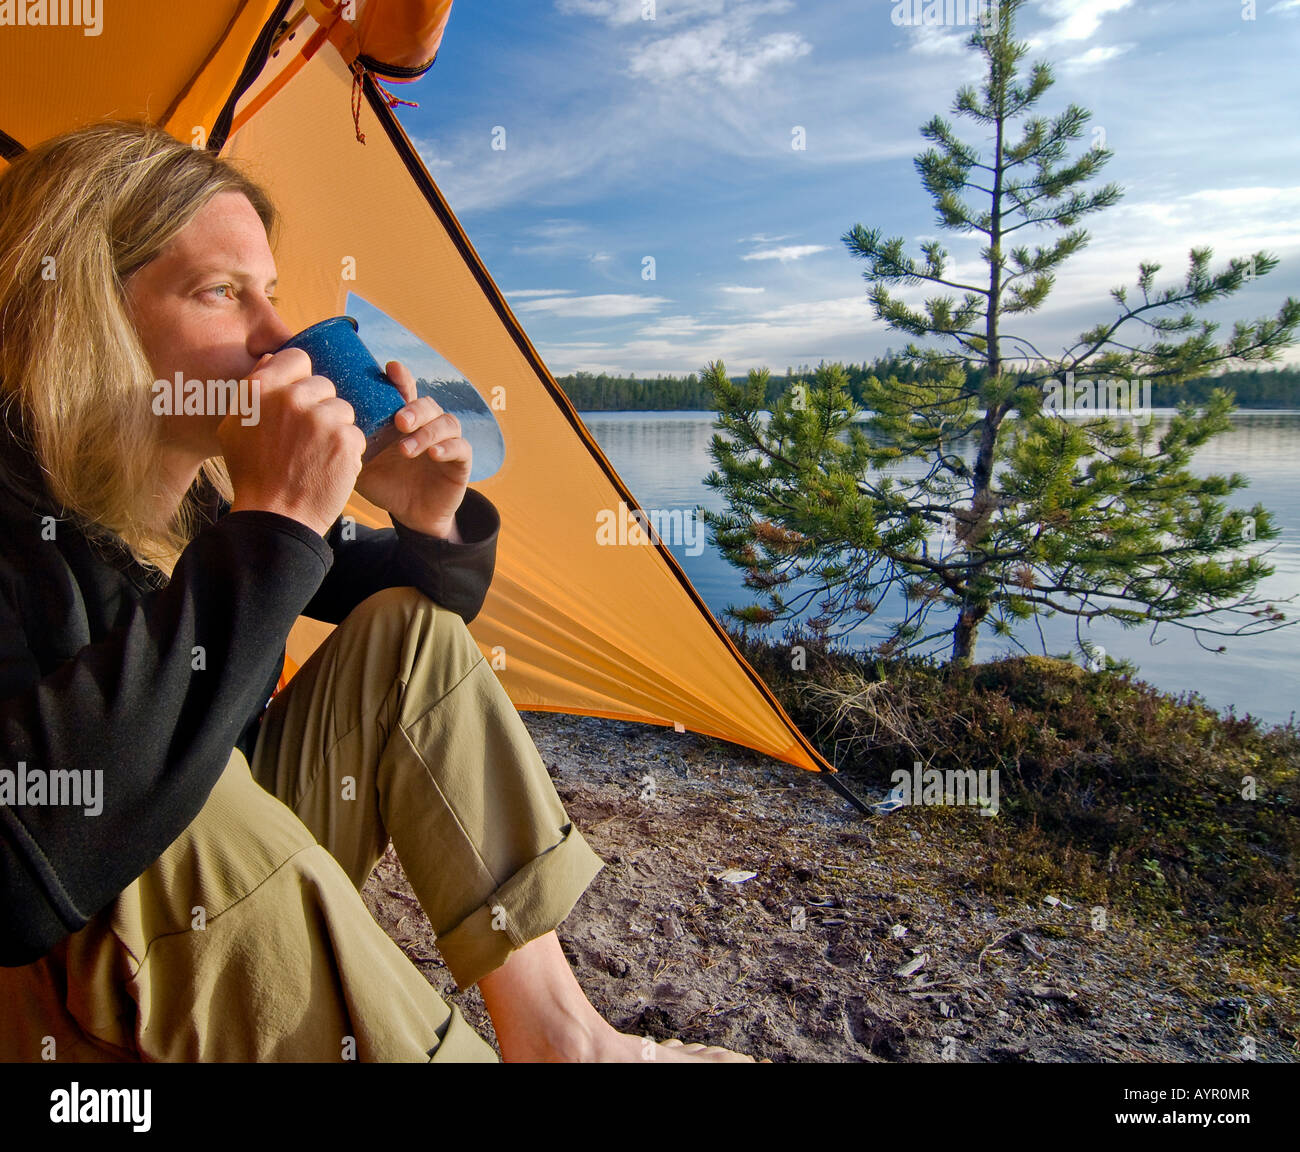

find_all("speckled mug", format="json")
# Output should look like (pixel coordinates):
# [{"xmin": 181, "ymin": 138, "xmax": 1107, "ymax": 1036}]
[{"xmin": 274, "ymin": 316, "xmax": 405, "ymax": 460}]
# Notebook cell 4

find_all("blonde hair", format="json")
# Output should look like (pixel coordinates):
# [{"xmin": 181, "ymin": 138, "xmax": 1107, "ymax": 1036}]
[{"xmin": 0, "ymin": 120, "xmax": 278, "ymax": 579}]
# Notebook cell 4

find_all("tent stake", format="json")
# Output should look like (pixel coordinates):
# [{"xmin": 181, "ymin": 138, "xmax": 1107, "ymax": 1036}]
[
  {"xmin": 818, "ymin": 738, "xmax": 872, "ymax": 815},
  {"xmin": 822, "ymin": 771, "xmax": 872, "ymax": 816}
]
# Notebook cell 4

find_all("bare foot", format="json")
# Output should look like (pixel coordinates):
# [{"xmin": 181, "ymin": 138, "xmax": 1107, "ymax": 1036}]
[
  {"xmin": 590, "ymin": 1027, "xmax": 759, "ymax": 1062},
  {"xmin": 653, "ymin": 1037, "xmax": 760, "ymax": 1063},
  {"xmin": 479, "ymin": 932, "xmax": 766, "ymax": 1062}
]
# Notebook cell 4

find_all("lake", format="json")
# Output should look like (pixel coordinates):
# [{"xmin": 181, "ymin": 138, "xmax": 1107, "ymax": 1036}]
[{"xmin": 580, "ymin": 410, "xmax": 1300, "ymax": 728}]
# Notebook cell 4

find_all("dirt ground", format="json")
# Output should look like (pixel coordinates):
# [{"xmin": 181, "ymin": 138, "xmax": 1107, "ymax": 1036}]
[{"xmin": 361, "ymin": 712, "xmax": 1295, "ymax": 1063}]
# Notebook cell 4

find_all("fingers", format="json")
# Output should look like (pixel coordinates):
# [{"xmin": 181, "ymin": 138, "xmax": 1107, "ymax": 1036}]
[
  {"xmin": 417, "ymin": 436, "xmax": 472, "ymax": 464},
  {"xmin": 386, "ymin": 360, "xmax": 417, "ymax": 405},
  {"xmin": 255, "ymin": 347, "xmax": 313, "ymax": 389},
  {"xmin": 362, "ymin": 379, "xmax": 472, "ymax": 465},
  {"xmin": 396, "ymin": 397, "xmax": 460, "ymax": 440},
  {"xmin": 275, "ymin": 375, "xmax": 349, "ymax": 426},
  {"xmin": 395, "ymin": 393, "xmax": 448, "ymax": 434},
  {"xmin": 261, "ymin": 370, "xmax": 358, "ymax": 443},
  {"xmin": 402, "ymin": 423, "xmax": 471, "ymax": 463}
]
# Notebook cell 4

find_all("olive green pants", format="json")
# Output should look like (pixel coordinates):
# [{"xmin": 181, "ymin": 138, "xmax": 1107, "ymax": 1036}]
[{"xmin": 0, "ymin": 586, "xmax": 604, "ymax": 1062}]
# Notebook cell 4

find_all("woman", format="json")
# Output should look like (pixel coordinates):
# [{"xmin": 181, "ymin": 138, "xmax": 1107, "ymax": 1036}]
[{"xmin": 0, "ymin": 121, "xmax": 751, "ymax": 1062}]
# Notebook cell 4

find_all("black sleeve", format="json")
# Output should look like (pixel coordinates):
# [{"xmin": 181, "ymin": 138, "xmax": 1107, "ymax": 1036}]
[
  {"xmin": 300, "ymin": 488, "xmax": 500, "ymax": 626},
  {"xmin": 0, "ymin": 511, "xmax": 334, "ymax": 966}
]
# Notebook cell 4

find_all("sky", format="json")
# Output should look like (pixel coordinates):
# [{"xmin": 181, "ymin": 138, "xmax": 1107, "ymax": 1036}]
[{"xmin": 372, "ymin": 0, "xmax": 1300, "ymax": 382}]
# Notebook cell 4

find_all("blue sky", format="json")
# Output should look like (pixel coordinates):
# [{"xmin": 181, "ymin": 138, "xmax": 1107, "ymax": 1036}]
[{"xmin": 376, "ymin": 0, "xmax": 1300, "ymax": 381}]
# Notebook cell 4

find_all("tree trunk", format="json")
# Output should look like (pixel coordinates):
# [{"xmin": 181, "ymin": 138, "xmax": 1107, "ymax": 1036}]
[
  {"xmin": 953, "ymin": 19, "xmax": 1011, "ymax": 669},
  {"xmin": 951, "ymin": 601, "xmax": 986, "ymax": 665}
]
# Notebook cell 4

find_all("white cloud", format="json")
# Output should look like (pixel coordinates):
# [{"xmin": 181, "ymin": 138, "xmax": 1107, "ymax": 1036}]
[
  {"xmin": 636, "ymin": 314, "xmax": 715, "ymax": 338},
  {"xmin": 1184, "ymin": 186, "xmax": 1300, "ymax": 208},
  {"xmin": 557, "ymin": 0, "xmax": 793, "ymax": 28},
  {"xmin": 1034, "ymin": 0, "xmax": 1135, "ymax": 44},
  {"xmin": 720, "ymin": 284, "xmax": 766, "ymax": 293},
  {"xmin": 904, "ymin": 25, "xmax": 969, "ymax": 56},
  {"xmin": 560, "ymin": 0, "xmax": 809, "ymax": 90},
  {"xmin": 416, "ymin": 130, "xmax": 605, "ymax": 215},
  {"xmin": 538, "ymin": 293, "xmax": 876, "ymax": 375},
  {"xmin": 506, "ymin": 289, "xmax": 576, "ymax": 298},
  {"xmin": 407, "ymin": 136, "xmax": 455, "ymax": 170},
  {"xmin": 1087, "ymin": 187, "xmax": 1300, "ymax": 267},
  {"xmin": 527, "ymin": 219, "xmax": 588, "ymax": 239},
  {"xmin": 555, "ymin": 0, "xmax": 648, "ymax": 25},
  {"xmin": 628, "ymin": 20, "xmax": 810, "ymax": 87},
  {"xmin": 742, "ymin": 244, "xmax": 830, "ymax": 262},
  {"xmin": 509, "ymin": 217, "xmax": 606, "ymax": 257},
  {"xmin": 1063, "ymin": 43, "xmax": 1134, "ymax": 68},
  {"xmin": 515, "ymin": 293, "xmax": 672, "ymax": 317}
]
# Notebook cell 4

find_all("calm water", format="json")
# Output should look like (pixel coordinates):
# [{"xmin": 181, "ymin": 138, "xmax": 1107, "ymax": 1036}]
[{"xmin": 581, "ymin": 410, "xmax": 1300, "ymax": 728}]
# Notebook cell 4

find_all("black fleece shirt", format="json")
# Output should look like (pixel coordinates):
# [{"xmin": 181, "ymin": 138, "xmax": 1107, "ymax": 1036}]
[{"xmin": 0, "ymin": 407, "xmax": 499, "ymax": 966}]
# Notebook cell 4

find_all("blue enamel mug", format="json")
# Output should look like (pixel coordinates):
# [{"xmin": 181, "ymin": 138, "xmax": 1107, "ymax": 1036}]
[{"xmin": 274, "ymin": 316, "xmax": 406, "ymax": 459}]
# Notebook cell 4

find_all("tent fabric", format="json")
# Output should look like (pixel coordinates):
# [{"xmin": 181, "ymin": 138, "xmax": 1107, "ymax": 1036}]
[
  {"xmin": 0, "ymin": 1, "xmax": 281, "ymax": 153},
  {"xmin": 0, "ymin": 1, "xmax": 833, "ymax": 776},
  {"xmin": 354, "ymin": 0, "xmax": 452, "ymax": 76}
]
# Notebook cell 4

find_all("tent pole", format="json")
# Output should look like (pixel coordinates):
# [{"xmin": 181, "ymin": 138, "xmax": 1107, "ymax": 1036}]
[{"xmin": 0, "ymin": 128, "xmax": 25, "ymax": 160}]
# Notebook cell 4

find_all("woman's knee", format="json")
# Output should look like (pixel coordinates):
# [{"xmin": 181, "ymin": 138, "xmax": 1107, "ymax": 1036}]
[
  {"xmin": 337, "ymin": 587, "xmax": 485, "ymax": 698},
  {"xmin": 342, "ymin": 587, "xmax": 479, "ymax": 653}
]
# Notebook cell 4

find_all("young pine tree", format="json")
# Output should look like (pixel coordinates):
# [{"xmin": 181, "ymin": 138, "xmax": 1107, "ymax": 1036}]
[{"xmin": 704, "ymin": 0, "xmax": 1298, "ymax": 666}]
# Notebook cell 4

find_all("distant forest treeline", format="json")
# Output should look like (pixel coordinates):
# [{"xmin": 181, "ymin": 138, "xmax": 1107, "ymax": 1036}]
[{"xmin": 554, "ymin": 357, "xmax": 1300, "ymax": 411}]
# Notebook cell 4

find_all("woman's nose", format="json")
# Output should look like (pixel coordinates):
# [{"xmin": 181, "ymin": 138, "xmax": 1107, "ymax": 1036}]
[{"xmin": 252, "ymin": 301, "xmax": 294, "ymax": 357}]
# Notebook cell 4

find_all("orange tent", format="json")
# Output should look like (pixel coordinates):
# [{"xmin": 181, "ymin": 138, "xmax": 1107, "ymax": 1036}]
[{"xmin": 1, "ymin": 1, "xmax": 859, "ymax": 800}]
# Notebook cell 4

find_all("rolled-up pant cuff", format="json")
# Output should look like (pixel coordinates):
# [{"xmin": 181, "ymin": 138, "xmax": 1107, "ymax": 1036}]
[{"xmin": 434, "ymin": 820, "xmax": 606, "ymax": 990}]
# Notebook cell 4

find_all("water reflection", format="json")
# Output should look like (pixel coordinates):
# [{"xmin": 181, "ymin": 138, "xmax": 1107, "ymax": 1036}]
[{"xmin": 582, "ymin": 410, "xmax": 1300, "ymax": 726}]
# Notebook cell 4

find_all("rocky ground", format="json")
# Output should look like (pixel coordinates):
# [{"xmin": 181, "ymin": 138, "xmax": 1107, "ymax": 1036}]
[{"xmin": 361, "ymin": 712, "xmax": 1296, "ymax": 1063}]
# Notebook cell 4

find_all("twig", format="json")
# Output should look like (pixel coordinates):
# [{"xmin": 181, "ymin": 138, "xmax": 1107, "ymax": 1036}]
[{"xmin": 978, "ymin": 926, "xmax": 1031, "ymax": 972}]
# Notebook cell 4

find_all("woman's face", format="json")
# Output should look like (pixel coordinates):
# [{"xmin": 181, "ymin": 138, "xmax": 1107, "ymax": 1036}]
[{"xmin": 124, "ymin": 189, "xmax": 292, "ymax": 464}]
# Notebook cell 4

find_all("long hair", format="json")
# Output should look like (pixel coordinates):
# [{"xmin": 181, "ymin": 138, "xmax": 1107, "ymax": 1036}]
[{"xmin": 0, "ymin": 120, "xmax": 278, "ymax": 579}]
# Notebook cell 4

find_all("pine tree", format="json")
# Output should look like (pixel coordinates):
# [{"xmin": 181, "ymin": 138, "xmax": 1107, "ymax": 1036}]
[{"xmin": 704, "ymin": 0, "xmax": 1298, "ymax": 666}]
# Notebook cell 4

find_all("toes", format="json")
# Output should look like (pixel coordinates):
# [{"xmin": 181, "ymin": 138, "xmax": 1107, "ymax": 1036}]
[{"xmin": 653, "ymin": 1036, "xmax": 759, "ymax": 1062}]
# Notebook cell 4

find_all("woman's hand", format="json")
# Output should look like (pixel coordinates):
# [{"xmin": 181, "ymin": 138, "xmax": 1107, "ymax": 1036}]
[
  {"xmin": 352, "ymin": 360, "xmax": 472, "ymax": 541},
  {"xmin": 223, "ymin": 349, "xmax": 367, "ymax": 539}
]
